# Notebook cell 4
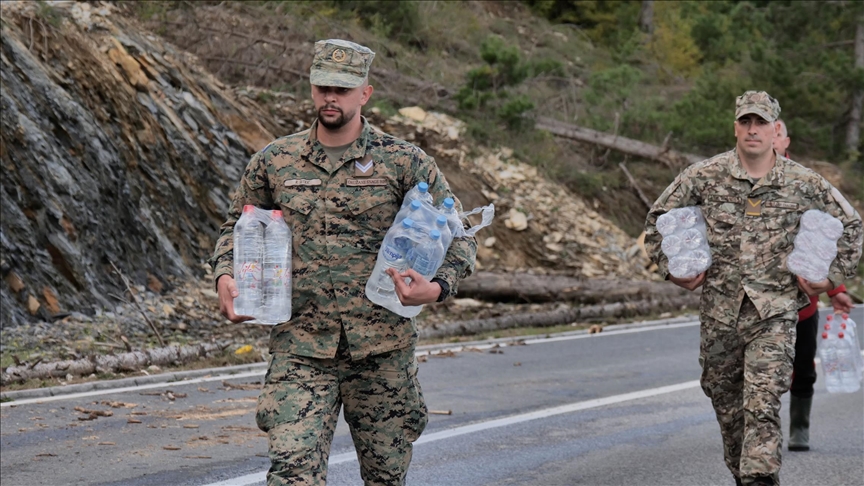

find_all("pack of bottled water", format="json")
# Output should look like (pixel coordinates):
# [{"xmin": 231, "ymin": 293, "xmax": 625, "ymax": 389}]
[
  {"xmin": 655, "ymin": 207, "xmax": 712, "ymax": 279},
  {"xmin": 823, "ymin": 313, "xmax": 864, "ymax": 386},
  {"xmin": 819, "ymin": 315, "xmax": 862, "ymax": 393},
  {"xmin": 787, "ymin": 209, "xmax": 844, "ymax": 283},
  {"xmin": 366, "ymin": 182, "xmax": 494, "ymax": 318},
  {"xmin": 233, "ymin": 205, "xmax": 292, "ymax": 325}
]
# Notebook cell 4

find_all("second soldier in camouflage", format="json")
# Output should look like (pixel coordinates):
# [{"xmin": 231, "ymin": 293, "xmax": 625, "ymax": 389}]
[{"xmin": 645, "ymin": 91, "xmax": 863, "ymax": 486}]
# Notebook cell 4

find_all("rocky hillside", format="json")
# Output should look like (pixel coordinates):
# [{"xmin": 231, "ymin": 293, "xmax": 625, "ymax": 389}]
[{"xmin": 0, "ymin": 2, "xmax": 654, "ymax": 329}]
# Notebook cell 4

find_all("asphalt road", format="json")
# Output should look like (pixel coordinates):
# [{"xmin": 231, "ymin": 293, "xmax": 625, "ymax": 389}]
[{"xmin": 1, "ymin": 308, "xmax": 862, "ymax": 486}]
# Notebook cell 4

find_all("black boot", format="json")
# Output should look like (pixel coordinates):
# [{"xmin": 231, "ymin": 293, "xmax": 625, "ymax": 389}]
[{"xmin": 789, "ymin": 395, "xmax": 812, "ymax": 451}]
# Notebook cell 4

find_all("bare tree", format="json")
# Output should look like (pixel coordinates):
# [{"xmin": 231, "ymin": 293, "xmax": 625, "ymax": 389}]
[
  {"xmin": 847, "ymin": 16, "xmax": 864, "ymax": 160},
  {"xmin": 639, "ymin": 0, "xmax": 654, "ymax": 35}
]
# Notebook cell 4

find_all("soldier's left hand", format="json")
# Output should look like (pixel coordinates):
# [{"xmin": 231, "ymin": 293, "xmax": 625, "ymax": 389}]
[
  {"xmin": 797, "ymin": 276, "xmax": 834, "ymax": 297},
  {"xmin": 830, "ymin": 292, "xmax": 855, "ymax": 313},
  {"xmin": 387, "ymin": 268, "xmax": 442, "ymax": 306}
]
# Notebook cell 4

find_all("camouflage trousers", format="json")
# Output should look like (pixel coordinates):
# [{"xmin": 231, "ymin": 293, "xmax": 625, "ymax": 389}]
[
  {"xmin": 255, "ymin": 340, "xmax": 428, "ymax": 486},
  {"xmin": 700, "ymin": 297, "xmax": 796, "ymax": 485}
]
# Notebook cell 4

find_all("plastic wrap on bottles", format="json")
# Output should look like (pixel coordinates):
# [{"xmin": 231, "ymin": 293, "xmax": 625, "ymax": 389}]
[
  {"xmin": 659, "ymin": 207, "xmax": 712, "ymax": 279},
  {"xmin": 788, "ymin": 210, "xmax": 843, "ymax": 283},
  {"xmin": 232, "ymin": 206, "xmax": 292, "ymax": 325}
]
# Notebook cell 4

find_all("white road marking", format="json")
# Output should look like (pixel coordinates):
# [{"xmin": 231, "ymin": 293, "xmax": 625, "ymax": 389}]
[{"xmin": 200, "ymin": 380, "xmax": 702, "ymax": 486}]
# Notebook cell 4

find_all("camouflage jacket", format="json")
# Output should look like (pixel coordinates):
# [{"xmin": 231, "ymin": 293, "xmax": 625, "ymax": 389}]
[
  {"xmin": 211, "ymin": 118, "xmax": 478, "ymax": 359},
  {"xmin": 645, "ymin": 150, "xmax": 862, "ymax": 326}
]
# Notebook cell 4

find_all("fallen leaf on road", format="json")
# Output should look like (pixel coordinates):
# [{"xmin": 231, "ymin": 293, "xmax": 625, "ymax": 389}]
[
  {"xmin": 163, "ymin": 446, "xmax": 181, "ymax": 451},
  {"xmin": 130, "ymin": 411, "xmax": 147, "ymax": 416},
  {"xmin": 184, "ymin": 455, "xmax": 212, "ymax": 459},
  {"xmin": 429, "ymin": 410, "xmax": 452, "ymax": 415},
  {"xmin": 417, "ymin": 355, "xmax": 428, "ymax": 362},
  {"xmin": 462, "ymin": 347, "xmax": 483, "ymax": 353},
  {"xmin": 197, "ymin": 387, "xmax": 209, "ymax": 393},
  {"xmin": 127, "ymin": 419, "xmax": 142, "ymax": 424},
  {"xmin": 431, "ymin": 350, "xmax": 456, "ymax": 358},
  {"xmin": 101, "ymin": 401, "xmax": 137, "ymax": 408},
  {"xmin": 74, "ymin": 407, "xmax": 113, "ymax": 417},
  {"xmin": 514, "ymin": 362, "xmax": 522, "ymax": 366},
  {"xmin": 98, "ymin": 442, "xmax": 115, "ymax": 446},
  {"xmin": 35, "ymin": 453, "xmax": 57, "ymax": 457},
  {"xmin": 30, "ymin": 417, "xmax": 44, "ymax": 420},
  {"xmin": 489, "ymin": 349, "xmax": 504, "ymax": 354},
  {"xmin": 183, "ymin": 425, "xmax": 199, "ymax": 429}
]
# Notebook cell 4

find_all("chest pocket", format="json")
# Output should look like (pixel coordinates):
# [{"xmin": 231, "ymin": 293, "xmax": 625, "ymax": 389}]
[
  {"xmin": 347, "ymin": 188, "xmax": 398, "ymax": 234},
  {"xmin": 702, "ymin": 204, "xmax": 739, "ymax": 240},
  {"xmin": 762, "ymin": 202, "xmax": 800, "ymax": 249}
]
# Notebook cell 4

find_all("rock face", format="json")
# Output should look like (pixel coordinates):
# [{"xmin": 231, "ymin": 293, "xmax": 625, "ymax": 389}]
[{"xmin": 0, "ymin": 3, "xmax": 277, "ymax": 326}]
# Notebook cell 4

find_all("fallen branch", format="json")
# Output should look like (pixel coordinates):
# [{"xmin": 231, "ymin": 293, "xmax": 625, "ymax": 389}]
[
  {"xmin": 110, "ymin": 261, "xmax": 165, "ymax": 347},
  {"xmin": 420, "ymin": 295, "xmax": 699, "ymax": 341},
  {"xmin": 457, "ymin": 272, "xmax": 693, "ymax": 304},
  {"xmin": 1, "ymin": 342, "xmax": 230, "ymax": 385},
  {"xmin": 619, "ymin": 162, "xmax": 653, "ymax": 210},
  {"xmin": 536, "ymin": 117, "xmax": 704, "ymax": 168}
]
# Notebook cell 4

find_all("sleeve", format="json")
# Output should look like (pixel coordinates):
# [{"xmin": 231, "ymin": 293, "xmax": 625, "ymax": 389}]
[
  {"xmin": 402, "ymin": 149, "xmax": 478, "ymax": 298},
  {"xmin": 816, "ymin": 180, "xmax": 863, "ymax": 289},
  {"xmin": 644, "ymin": 168, "xmax": 700, "ymax": 279},
  {"xmin": 209, "ymin": 151, "xmax": 275, "ymax": 287}
]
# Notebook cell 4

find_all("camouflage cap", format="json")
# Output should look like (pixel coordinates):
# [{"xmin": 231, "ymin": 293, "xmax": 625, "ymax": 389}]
[
  {"xmin": 310, "ymin": 39, "xmax": 375, "ymax": 88},
  {"xmin": 735, "ymin": 91, "xmax": 781, "ymax": 122}
]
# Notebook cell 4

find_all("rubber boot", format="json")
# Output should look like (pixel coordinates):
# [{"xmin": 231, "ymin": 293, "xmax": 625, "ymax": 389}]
[{"xmin": 788, "ymin": 395, "xmax": 812, "ymax": 451}]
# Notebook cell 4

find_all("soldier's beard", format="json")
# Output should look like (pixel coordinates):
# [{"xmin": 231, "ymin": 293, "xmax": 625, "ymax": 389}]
[{"xmin": 318, "ymin": 105, "xmax": 356, "ymax": 130}]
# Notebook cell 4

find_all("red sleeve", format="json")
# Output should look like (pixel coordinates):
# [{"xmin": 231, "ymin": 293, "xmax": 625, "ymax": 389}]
[{"xmin": 827, "ymin": 284, "xmax": 847, "ymax": 298}]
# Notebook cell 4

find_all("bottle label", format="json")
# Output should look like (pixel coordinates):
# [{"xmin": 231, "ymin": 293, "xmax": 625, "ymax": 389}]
[
  {"xmin": 239, "ymin": 262, "xmax": 260, "ymax": 287},
  {"xmin": 383, "ymin": 245, "xmax": 404, "ymax": 262}
]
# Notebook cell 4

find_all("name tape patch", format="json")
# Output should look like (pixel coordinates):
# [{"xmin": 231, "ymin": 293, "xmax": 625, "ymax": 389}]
[
  {"xmin": 346, "ymin": 178, "xmax": 388, "ymax": 187},
  {"xmin": 284, "ymin": 179, "xmax": 322, "ymax": 187}
]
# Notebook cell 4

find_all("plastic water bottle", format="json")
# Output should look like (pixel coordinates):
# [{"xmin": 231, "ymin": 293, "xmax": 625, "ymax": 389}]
[
  {"xmin": 261, "ymin": 210, "xmax": 292, "ymax": 324},
  {"xmin": 368, "ymin": 218, "xmax": 415, "ymax": 299},
  {"xmin": 438, "ymin": 197, "xmax": 463, "ymax": 238},
  {"xmin": 411, "ymin": 229, "xmax": 445, "ymax": 280},
  {"xmin": 401, "ymin": 182, "xmax": 434, "ymax": 209},
  {"xmin": 837, "ymin": 331, "xmax": 862, "ymax": 392},
  {"xmin": 840, "ymin": 313, "xmax": 863, "ymax": 376},
  {"xmin": 790, "ymin": 210, "xmax": 843, "ymax": 282},
  {"xmin": 434, "ymin": 214, "xmax": 452, "ymax": 250},
  {"xmin": 820, "ymin": 331, "xmax": 861, "ymax": 393},
  {"xmin": 233, "ymin": 205, "xmax": 263, "ymax": 316}
]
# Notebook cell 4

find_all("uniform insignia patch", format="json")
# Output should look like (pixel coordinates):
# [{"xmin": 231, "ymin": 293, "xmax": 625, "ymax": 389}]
[
  {"xmin": 355, "ymin": 159, "xmax": 374, "ymax": 176},
  {"xmin": 830, "ymin": 185, "xmax": 856, "ymax": 218},
  {"xmin": 331, "ymin": 49, "xmax": 347, "ymax": 63},
  {"xmin": 347, "ymin": 178, "xmax": 387, "ymax": 187},
  {"xmin": 746, "ymin": 198, "xmax": 762, "ymax": 216},
  {"xmin": 284, "ymin": 179, "xmax": 322, "ymax": 187}
]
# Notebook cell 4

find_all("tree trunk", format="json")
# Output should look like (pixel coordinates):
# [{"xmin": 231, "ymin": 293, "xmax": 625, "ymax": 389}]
[
  {"xmin": 639, "ymin": 0, "xmax": 655, "ymax": 35},
  {"xmin": 457, "ymin": 272, "xmax": 696, "ymax": 304},
  {"xmin": 535, "ymin": 117, "xmax": 704, "ymax": 168},
  {"xmin": 419, "ymin": 295, "xmax": 699, "ymax": 341},
  {"xmin": 847, "ymin": 17, "xmax": 864, "ymax": 160},
  {"xmin": 1, "ymin": 343, "xmax": 229, "ymax": 385}
]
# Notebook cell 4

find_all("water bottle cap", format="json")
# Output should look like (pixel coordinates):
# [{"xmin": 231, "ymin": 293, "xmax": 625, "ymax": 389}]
[
  {"xmin": 842, "ymin": 313, "xmax": 849, "ymax": 319},
  {"xmin": 436, "ymin": 215, "xmax": 447, "ymax": 226},
  {"xmin": 411, "ymin": 200, "xmax": 422, "ymax": 210},
  {"xmin": 838, "ymin": 331, "xmax": 845, "ymax": 339},
  {"xmin": 443, "ymin": 197, "xmax": 454, "ymax": 209},
  {"xmin": 271, "ymin": 210, "xmax": 283, "ymax": 218},
  {"xmin": 825, "ymin": 324, "xmax": 831, "ymax": 330},
  {"xmin": 243, "ymin": 205, "xmax": 255, "ymax": 213},
  {"xmin": 842, "ymin": 323, "xmax": 847, "ymax": 329},
  {"xmin": 418, "ymin": 182, "xmax": 429, "ymax": 193},
  {"xmin": 430, "ymin": 230, "xmax": 441, "ymax": 239},
  {"xmin": 822, "ymin": 332, "xmax": 828, "ymax": 339},
  {"xmin": 827, "ymin": 314, "xmax": 834, "ymax": 321},
  {"xmin": 402, "ymin": 218, "xmax": 414, "ymax": 228}
]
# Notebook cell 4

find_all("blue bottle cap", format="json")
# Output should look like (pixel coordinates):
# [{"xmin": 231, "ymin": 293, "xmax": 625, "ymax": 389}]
[
  {"xmin": 402, "ymin": 218, "xmax": 414, "ymax": 228},
  {"xmin": 411, "ymin": 200, "xmax": 422, "ymax": 210},
  {"xmin": 443, "ymin": 197, "xmax": 454, "ymax": 209},
  {"xmin": 418, "ymin": 182, "xmax": 429, "ymax": 193},
  {"xmin": 430, "ymin": 230, "xmax": 441, "ymax": 240},
  {"xmin": 436, "ymin": 215, "xmax": 447, "ymax": 226}
]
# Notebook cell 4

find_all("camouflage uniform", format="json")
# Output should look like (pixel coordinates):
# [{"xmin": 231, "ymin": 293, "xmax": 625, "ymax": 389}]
[
  {"xmin": 645, "ymin": 92, "xmax": 863, "ymax": 485},
  {"xmin": 211, "ymin": 39, "xmax": 477, "ymax": 486}
]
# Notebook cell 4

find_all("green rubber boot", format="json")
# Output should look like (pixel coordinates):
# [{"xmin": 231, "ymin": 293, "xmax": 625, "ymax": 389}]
[{"xmin": 788, "ymin": 395, "xmax": 812, "ymax": 451}]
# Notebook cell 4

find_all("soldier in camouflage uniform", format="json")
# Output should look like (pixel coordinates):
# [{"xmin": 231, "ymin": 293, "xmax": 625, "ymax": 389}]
[
  {"xmin": 645, "ymin": 91, "xmax": 863, "ymax": 486},
  {"xmin": 211, "ymin": 39, "xmax": 478, "ymax": 486}
]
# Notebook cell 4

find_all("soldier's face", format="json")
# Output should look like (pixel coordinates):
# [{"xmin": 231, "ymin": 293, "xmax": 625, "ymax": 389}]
[
  {"xmin": 734, "ymin": 114, "xmax": 775, "ymax": 157},
  {"xmin": 312, "ymin": 83, "xmax": 374, "ymax": 130}
]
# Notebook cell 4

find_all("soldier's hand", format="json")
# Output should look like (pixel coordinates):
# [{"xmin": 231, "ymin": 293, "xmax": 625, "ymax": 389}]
[
  {"xmin": 668, "ymin": 271, "xmax": 706, "ymax": 291},
  {"xmin": 217, "ymin": 275, "xmax": 256, "ymax": 323},
  {"xmin": 797, "ymin": 276, "xmax": 834, "ymax": 297},
  {"xmin": 387, "ymin": 268, "xmax": 441, "ymax": 306},
  {"xmin": 829, "ymin": 292, "xmax": 855, "ymax": 313}
]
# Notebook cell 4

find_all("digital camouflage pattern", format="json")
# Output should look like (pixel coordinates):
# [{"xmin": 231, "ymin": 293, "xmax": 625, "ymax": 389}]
[
  {"xmin": 256, "ymin": 342, "xmax": 426, "ymax": 486},
  {"xmin": 735, "ymin": 91, "xmax": 782, "ymax": 122},
  {"xmin": 309, "ymin": 39, "xmax": 375, "ymax": 88},
  {"xmin": 700, "ymin": 297, "xmax": 795, "ymax": 485},
  {"xmin": 212, "ymin": 117, "xmax": 477, "ymax": 360},
  {"xmin": 645, "ymin": 149, "xmax": 862, "ymax": 484},
  {"xmin": 645, "ymin": 150, "xmax": 863, "ymax": 326}
]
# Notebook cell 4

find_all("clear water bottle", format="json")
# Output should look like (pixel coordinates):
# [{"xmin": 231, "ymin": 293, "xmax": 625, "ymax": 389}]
[
  {"xmin": 434, "ymin": 214, "xmax": 452, "ymax": 250},
  {"xmin": 233, "ymin": 205, "xmax": 264, "ymax": 317},
  {"xmin": 438, "ymin": 197, "xmax": 463, "ymax": 238},
  {"xmin": 656, "ymin": 212, "xmax": 678, "ymax": 237},
  {"xmin": 261, "ymin": 210, "xmax": 292, "ymax": 324},
  {"xmin": 661, "ymin": 235, "xmax": 682, "ymax": 256},
  {"xmin": 401, "ymin": 182, "xmax": 434, "ymax": 210},
  {"xmin": 367, "ymin": 218, "xmax": 416, "ymax": 303},
  {"xmin": 840, "ymin": 313, "xmax": 863, "ymax": 377},
  {"xmin": 411, "ymin": 229, "xmax": 445, "ymax": 280},
  {"xmin": 681, "ymin": 228, "xmax": 704, "ymax": 250},
  {"xmin": 837, "ymin": 331, "xmax": 862, "ymax": 392},
  {"xmin": 820, "ymin": 331, "xmax": 861, "ymax": 393}
]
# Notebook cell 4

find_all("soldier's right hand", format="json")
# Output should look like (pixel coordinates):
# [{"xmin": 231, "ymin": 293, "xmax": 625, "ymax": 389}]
[
  {"xmin": 668, "ymin": 271, "xmax": 706, "ymax": 291},
  {"xmin": 217, "ymin": 275, "xmax": 256, "ymax": 323}
]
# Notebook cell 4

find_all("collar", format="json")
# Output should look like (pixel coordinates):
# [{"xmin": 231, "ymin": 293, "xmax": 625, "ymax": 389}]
[
  {"xmin": 301, "ymin": 117, "xmax": 371, "ymax": 172},
  {"xmin": 729, "ymin": 149, "xmax": 785, "ymax": 188}
]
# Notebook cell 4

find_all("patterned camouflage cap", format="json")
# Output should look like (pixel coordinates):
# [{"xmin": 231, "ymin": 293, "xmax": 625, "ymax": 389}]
[
  {"xmin": 310, "ymin": 39, "xmax": 375, "ymax": 88},
  {"xmin": 735, "ymin": 91, "xmax": 781, "ymax": 122}
]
